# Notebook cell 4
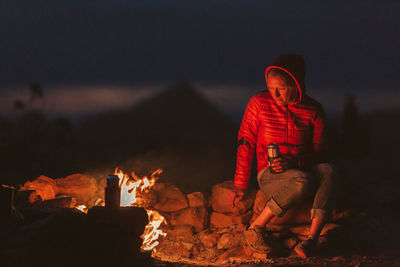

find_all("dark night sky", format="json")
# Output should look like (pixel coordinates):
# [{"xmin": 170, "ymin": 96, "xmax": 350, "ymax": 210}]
[{"xmin": 0, "ymin": 0, "xmax": 399, "ymax": 120}]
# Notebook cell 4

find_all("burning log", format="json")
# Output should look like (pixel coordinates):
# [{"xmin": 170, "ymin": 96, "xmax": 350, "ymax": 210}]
[
  {"xmin": 88, "ymin": 206, "xmax": 148, "ymax": 236},
  {"xmin": 39, "ymin": 197, "xmax": 76, "ymax": 209},
  {"xmin": 55, "ymin": 173, "xmax": 98, "ymax": 204},
  {"xmin": 18, "ymin": 173, "xmax": 99, "ymax": 208},
  {"xmin": 21, "ymin": 175, "xmax": 58, "ymax": 201}
]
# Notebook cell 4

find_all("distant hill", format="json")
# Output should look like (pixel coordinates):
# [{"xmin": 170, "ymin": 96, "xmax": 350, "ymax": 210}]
[
  {"xmin": 71, "ymin": 81, "xmax": 238, "ymax": 170},
  {"xmin": 0, "ymin": 82, "xmax": 240, "ymax": 191}
]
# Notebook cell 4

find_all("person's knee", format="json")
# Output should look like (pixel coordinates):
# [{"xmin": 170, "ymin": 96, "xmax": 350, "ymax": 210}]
[
  {"xmin": 293, "ymin": 176, "xmax": 312, "ymax": 197},
  {"xmin": 314, "ymin": 163, "xmax": 336, "ymax": 179},
  {"xmin": 257, "ymin": 167, "xmax": 269, "ymax": 183},
  {"xmin": 286, "ymin": 169, "xmax": 312, "ymax": 191}
]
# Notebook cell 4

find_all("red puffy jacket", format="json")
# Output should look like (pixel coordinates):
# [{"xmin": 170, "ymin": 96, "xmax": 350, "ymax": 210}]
[{"xmin": 233, "ymin": 55, "xmax": 329, "ymax": 190}]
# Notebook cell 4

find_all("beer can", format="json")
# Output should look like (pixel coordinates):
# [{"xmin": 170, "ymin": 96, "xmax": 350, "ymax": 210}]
[
  {"xmin": 267, "ymin": 143, "xmax": 281, "ymax": 159},
  {"xmin": 105, "ymin": 174, "xmax": 121, "ymax": 208},
  {"xmin": 106, "ymin": 174, "xmax": 119, "ymax": 188},
  {"xmin": 267, "ymin": 143, "xmax": 281, "ymax": 173}
]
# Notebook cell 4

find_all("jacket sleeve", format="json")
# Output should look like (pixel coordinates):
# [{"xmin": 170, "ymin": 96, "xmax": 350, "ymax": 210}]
[
  {"xmin": 297, "ymin": 105, "xmax": 329, "ymax": 169},
  {"xmin": 234, "ymin": 95, "xmax": 260, "ymax": 190}
]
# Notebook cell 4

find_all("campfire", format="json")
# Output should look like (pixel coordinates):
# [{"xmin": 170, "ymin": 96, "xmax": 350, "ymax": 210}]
[
  {"xmin": 112, "ymin": 168, "xmax": 167, "ymax": 251},
  {"xmin": 65, "ymin": 168, "xmax": 168, "ymax": 252},
  {"xmin": 7, "ymin": 169, "xmax": 350, "ymax": 266}
]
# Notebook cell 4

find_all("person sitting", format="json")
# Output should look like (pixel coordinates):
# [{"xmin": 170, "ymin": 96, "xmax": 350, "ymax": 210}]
[{"xmin": 232, "ymin": 54, "xmax": 337, "ymax": 258}]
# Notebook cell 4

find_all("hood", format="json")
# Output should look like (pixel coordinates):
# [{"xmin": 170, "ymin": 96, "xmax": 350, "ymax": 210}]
[{"xmin": 265, "ymin": 54, "xmax": 306, "ymax": 103}]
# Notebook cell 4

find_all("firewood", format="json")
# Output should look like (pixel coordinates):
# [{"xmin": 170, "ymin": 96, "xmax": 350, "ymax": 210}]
[
  {"xmin": 39, "ymin": 197, "xmax": 76, "ymax": 208},
  {"xmin": 15, "ymin": 190, "xmax": 41, "ymax": 209}
]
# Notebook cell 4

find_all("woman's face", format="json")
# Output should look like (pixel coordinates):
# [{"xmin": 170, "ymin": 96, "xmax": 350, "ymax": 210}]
[{"xmin": 266, "ymin": 73, "xmax": 297, "ymax": 106}]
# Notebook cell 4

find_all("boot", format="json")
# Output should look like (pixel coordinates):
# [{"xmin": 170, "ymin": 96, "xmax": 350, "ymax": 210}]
[
  {"xmin": 294, "ymin": 236, "xmax": 318, "ymax": 258},
  {"xmin": 243, "ymin": 225, "xmax": 272, "ymax": 253}
]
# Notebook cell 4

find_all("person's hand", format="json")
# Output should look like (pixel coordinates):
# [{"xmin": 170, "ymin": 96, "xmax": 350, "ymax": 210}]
[
  {"xmin": 270, "ymin": 157, "xmax": 289, "ymax": 173},
  {"xmin": 227, "ymin": 187, "xmax": 247, "ymax": 208}
]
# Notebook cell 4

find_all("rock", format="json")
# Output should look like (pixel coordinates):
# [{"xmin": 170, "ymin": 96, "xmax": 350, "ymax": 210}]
[
  {"xmin": 181, "ymin": 242, "xmax": 194, "ymax": 251},
  {"xmin": 191, "ymin": 244, "xmax": 205, "ymax": 258},
  {"xmin": 140, "ymin": 190, "xmax": 158, "ymax": 208},
  {"xmin": 169, "ymin": 207, "xmax": 207, "ymax": 232},
  {"xmin": 253, "ymin": 252, "xmax": 268, "ymax": 259},
  {"xmin": 253, "ymin": 190, "xmax": 268, "ymax": 214},
  {"xmin": 197, "ymin": 230, "xmax": 219, "ymax": 248},
  {"xmin": 40, "ymin": 197, "xmax": 76, "ymax": 208},
  {"xmin": 211, "ymin": 181, "xmax": 235, "ymax": 213},
  {"xmin": 210, "ymin": 211, "xmax": 253, "ymax": 228},
  {"xmin": 187, "ymin": 192, "xmax": 207, "ymax": 207},
  {"xmin": 227, "ymin": 246, "xmax": 254, "ymax": 263},
  {"xmin": 22, "ymin": 175, "xmax": 58, "ymax": 201},
  {"xmin": 155, "ymin": 242, "xmax": 191, "ymax": 259},
  {"xmin": 211, "ymin": 180, "xmax": 255, "ymax": 215},
  {"xmin": 191, "ymin": 245, "xmax": 219, "ymax": 261},
  {"xmin": 234, "ymin": 190, "xmax": 256, "ymax": 215},
  {"xmin": 217, "ymin": 247, "xmax": 239, "ymax": 262},
  {"xmin": 232, "ymin": 210, "xmax": 253, "ymax": 225},
  {"xmin": 233, "ymin": 223, "xmax": 247, "ymax": 233},
  {"xmin": 217, "ymin": 233, "xmax": 241, "ymax": 250},
  {"xmin": 55, "ymin": 174, "xmax": 98, "ymax": 204},
  {"xmin": 152, "ymin": 183, "xmax": 188, "ymax": 212},
  {"xmin": 163, "ymin": 225, "xmax": 194, "ymax": 241},
  {"xmin": 210, "ymin": 212, "xmax": 234, "ymax": 228}
]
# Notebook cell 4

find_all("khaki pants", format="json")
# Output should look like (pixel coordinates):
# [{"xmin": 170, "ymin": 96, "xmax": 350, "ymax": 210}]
[{"xmin": 257, "ymin": 163, "xmax": 337, "ymax": 221}]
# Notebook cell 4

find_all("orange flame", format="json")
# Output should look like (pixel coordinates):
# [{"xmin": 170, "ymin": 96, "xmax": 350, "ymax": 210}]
[
  {"xmin": 113, "ymin": 168, "xmax": 167, "ymax": 250},
  {"xmin": 114, "ymin": 168, "xmax": 162, "ymax": 207},
  {"xmin": 141, "ymin": 209, "xmax": 167, "ymax": 251},
  {"xmin": 75, "ymin": 204, "xmax": 88, "ymax": 214}
]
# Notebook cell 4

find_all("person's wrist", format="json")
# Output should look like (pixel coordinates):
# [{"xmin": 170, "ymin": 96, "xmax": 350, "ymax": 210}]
[{"xmin": 233, "ymin": 186, "xmax": 246, "ymax": 196}]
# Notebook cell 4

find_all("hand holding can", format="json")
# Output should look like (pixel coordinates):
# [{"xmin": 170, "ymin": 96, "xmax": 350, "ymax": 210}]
[
  {"xmin": 268, "ymin": 143, "xmax": 288, "ymax": 173},
  {"xmin": 270, "ymin": 157, "xmax": 289, "ymax": 173}
]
